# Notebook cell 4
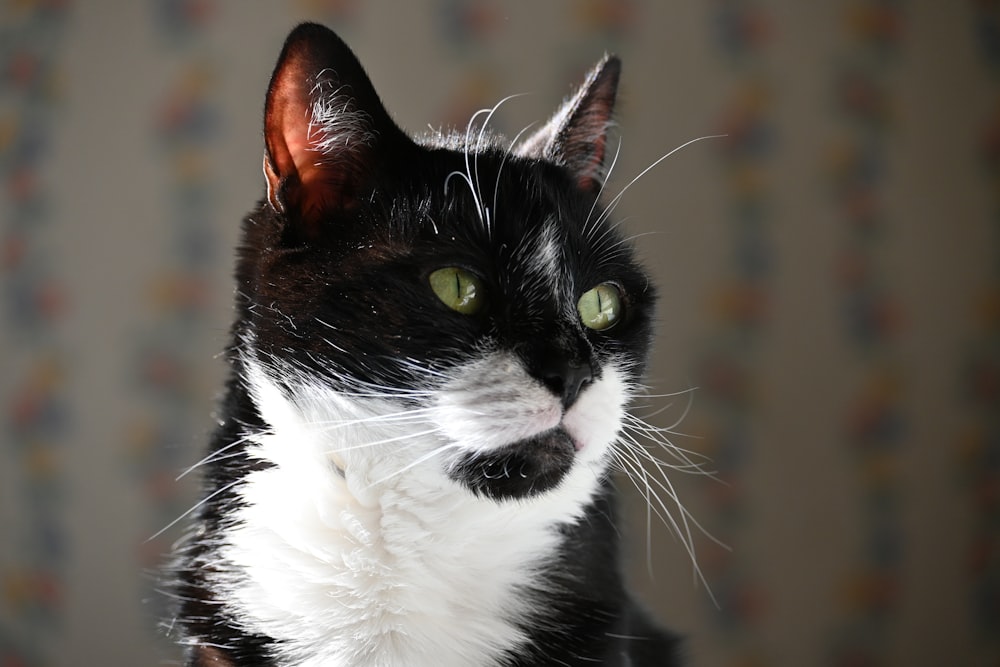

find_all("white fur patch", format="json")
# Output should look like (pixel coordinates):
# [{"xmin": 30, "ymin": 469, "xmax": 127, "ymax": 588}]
[
  {"xmin": 215, "ymin": 354, "xmax": 628, "ymax": 667},
  {"xmin": 529, "ymin": 221, "xmax": 565, "ymax": 303}
]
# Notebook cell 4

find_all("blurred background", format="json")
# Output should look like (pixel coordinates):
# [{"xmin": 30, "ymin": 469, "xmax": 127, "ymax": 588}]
[{"xmin": 2, "ymin": 1, "xmax": 998, "ymax": 665}]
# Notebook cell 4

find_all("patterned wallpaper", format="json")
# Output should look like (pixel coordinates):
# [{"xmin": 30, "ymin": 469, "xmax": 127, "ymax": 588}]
[
  {"xmin": 2, "ymin": 4, "xmax": 73, "ymax": 665},
  {"xmin": 1, "ymin": 1, "xmax": 997, "ymax": 665}
]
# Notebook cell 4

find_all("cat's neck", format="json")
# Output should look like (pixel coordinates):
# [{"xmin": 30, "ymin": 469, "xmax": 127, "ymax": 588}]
[{"xmin": 211, "ymin": 360, "xmax": 612, "ymax": 667}]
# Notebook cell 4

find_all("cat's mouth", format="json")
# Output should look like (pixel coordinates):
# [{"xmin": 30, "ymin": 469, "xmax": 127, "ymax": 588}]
[{"xmin": 448, "ymin": 427, "xmax": 576, "ymax": 501}]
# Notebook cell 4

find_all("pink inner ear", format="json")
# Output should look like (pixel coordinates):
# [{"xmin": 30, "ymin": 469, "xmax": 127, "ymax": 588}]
[
  {"xmin": 264, "ymin": 62, "xmax": 315, "ymax": 214},
  {"xmin": 263, "ymin": 66, "xmax": 371, "ymax": 219},
  {"xmin": 260, "ymin": 24, "xmax": 409, "ymax": 220}
]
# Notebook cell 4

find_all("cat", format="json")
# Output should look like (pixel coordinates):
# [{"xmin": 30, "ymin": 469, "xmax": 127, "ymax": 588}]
[{"xmin": 169, "ymin": 22, "xmax": 686, "ymax": 667}]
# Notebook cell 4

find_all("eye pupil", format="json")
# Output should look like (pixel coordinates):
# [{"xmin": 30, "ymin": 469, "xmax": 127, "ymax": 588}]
[{"xmin": 429, "ymin": 267, "xmax": 484, "ymax": 315}]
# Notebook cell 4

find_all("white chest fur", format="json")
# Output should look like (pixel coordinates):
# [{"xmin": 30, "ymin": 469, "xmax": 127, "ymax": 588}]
[{"xmin": 214, "ymin": 358, "xmax": 624, "ymax": 667}]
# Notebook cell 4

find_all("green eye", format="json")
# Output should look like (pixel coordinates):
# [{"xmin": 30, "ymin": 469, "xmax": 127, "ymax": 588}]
[
  {"xmin": 577, "ymin": 282, "xmax": 623, "ymax": 331},
  {"xmin": 429, "ymin": 267, "xmax": 484, "ymax": 315}
]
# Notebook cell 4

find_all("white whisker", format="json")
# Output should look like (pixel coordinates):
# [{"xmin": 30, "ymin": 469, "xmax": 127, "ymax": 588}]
[
  {"xmin": 148, "ymin": 479, "xmax": 242, "ymax": 543},
  {"xmin": 620, "ymin": 426, "xmax": 718, "ymax": 477},
  {"xmin": 609, "ymin": 448, "xmax": 657, "ymax": 579},
  {"xmin": 176, "ymin": 431, "xmax": 266, "ymax": 481},
  {"xmin": 583, "ymin": 135, "xmax": 623, "ymax": 239},
  {"xmin": 327, "ymin": 426, "xmax": 444, "ymax": 453},
  {"xmin": 493, "ymin": 119, "xmax": 539, "ymax": 228},
  {"xmin": 366, "ymin": 442, "xmax": 458, "ymax": 487},
  {"xmin": 302, "ymin": 406, "xmax": 438, "ymax": 429},
  {"xmin": 614, "ymin": 442, "xmax": 722, "ymax": 607},
  {"xmin": 620, "ymin": 435, "xmax": 728, "ymax": 551},
  {"xmin": 594, "ymin": 134, "xmax": 726, "ymax": 231},
  {"xmin": 474, "ymin": 94, "xmax": 528, "ymax": 232}
]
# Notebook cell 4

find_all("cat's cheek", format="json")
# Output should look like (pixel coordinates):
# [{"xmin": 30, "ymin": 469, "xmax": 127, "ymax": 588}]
[{"xmin": 562, "ymin": 364, "xmax": 627, "ymax": 458}]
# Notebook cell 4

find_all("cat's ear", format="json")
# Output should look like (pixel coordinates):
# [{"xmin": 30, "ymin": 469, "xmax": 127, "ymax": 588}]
[
  {"xmin": 263, "ymin": 23, "xmax": 403, "ymax": 223},
  {"xmin": 517, "ymin": 55, "xmax": 621, "ymax": 191}
]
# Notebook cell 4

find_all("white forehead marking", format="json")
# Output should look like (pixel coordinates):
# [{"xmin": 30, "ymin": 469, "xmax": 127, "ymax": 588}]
[{"xmin": 528, "ymin": 219, "xmax": 566, "ymax": 301}]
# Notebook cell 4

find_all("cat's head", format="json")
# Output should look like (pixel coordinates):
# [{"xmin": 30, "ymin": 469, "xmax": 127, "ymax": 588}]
[{"xmin": 237, "ymin": 23, "xmax": 656, "ymax": 502}]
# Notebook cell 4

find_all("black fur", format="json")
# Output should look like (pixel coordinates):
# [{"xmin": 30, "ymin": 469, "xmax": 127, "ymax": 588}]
[{"xmin": 170, "ymin": 23, "xmax": 683, "ymax": 666}]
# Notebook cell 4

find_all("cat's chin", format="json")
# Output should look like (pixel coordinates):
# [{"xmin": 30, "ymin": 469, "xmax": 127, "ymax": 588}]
[{"xmin": 448, "ymin": 428, "xmax": 577, "ymax": 502}]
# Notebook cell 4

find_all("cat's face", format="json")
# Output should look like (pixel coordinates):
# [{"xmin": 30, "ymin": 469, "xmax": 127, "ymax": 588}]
[{"xmin": 238, "ymin": 24, "xmax": 654, "ymax": 501}]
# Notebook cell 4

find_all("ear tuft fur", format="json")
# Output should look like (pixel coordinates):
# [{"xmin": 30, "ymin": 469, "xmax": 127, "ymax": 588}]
[{"xmin": 305, "ymin": 71, "xmax": 377, "ymax": 158}]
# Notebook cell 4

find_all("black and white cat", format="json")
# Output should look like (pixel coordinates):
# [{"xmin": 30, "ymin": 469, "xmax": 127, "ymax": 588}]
[{"xmin": 170, "ymin": 23, "xmax": 686, "ymax": 667}]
